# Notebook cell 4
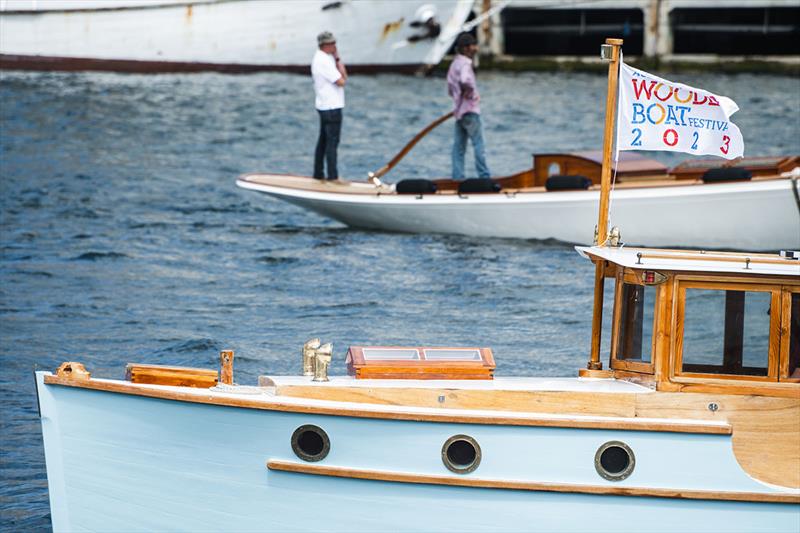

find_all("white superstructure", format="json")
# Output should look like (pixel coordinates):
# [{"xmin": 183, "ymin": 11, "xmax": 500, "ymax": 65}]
[{"xmin": 0, "ymin": 0, "xmax": 474, "ymax": 72}]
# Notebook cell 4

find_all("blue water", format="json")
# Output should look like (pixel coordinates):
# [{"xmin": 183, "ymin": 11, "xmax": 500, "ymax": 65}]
[{"xmin": 1, "ymin": 69, "xmax": 798, "ymax": 530}]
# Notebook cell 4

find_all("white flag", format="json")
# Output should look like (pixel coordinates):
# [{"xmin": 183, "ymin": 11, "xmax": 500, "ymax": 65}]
[{"xmin": 617, "ymin": 62, "xmax": 744, "ymax": 160}]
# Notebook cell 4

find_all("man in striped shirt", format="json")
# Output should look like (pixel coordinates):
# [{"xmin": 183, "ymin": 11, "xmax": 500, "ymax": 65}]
[{"xmin": 447, "ymin": 33, "xmax": 490, "ymax": 181}]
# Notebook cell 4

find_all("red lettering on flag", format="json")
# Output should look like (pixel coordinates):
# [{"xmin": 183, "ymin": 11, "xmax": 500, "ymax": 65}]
[
  {"xmin": 707, "ymin": 95, "xmax": 720, "ymax": 106},
  {"xmin": 692, "ymin": 93, "xmax": 708, "ymax": 105},
  {"xmin": 631, "ymin": 79, "xmax": 657, "ymax": 100}
]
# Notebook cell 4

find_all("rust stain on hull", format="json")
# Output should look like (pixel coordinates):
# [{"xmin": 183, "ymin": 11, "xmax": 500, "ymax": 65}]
[{"xmin": 380, "ymin": 17, "xmax": 404, "ymax": 42}]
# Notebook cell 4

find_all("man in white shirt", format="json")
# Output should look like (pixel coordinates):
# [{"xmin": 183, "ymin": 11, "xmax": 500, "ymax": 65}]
[{"xmin": 312, "ymin": 31, "xmax": 347, "ymax": 180}]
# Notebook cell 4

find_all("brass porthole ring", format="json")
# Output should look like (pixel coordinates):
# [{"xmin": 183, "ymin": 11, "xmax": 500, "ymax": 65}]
[
  {"xmin": 291, "ymin": 425, "xmax": 330, "ymax": 462},
  {"xmin": 441, "ymin": 434, "xmax": 481, "ymax": 474},
  {"xmin": 595, "ymin": 440, "xmax": 635, "ymax": 481}
]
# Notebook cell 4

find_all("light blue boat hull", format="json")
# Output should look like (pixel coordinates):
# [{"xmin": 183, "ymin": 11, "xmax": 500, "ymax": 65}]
[{"xmin": 36, "ymin": 373, "xmax": 800, "ymax": 532}]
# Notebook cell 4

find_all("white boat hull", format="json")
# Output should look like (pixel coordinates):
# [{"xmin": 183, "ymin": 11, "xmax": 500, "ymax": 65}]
[
  {"xmin": 236, "ymin": 177, "xmax": 800, "ymax": 251},
  {"xmin": 0, "ymin": 0, "xmax": 473, "ymax": 72},
  {"xmin": 36, "ymin": 373, "xmax": 800, "ymax": 532}
]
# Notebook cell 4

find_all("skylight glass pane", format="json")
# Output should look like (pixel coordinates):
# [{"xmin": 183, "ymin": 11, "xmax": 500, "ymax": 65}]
[
  {"xmin": 423, "ymin": 349, "xmax": 482, "ymax": 361},
  {"xmin": 362, "ymin": 348, "xmax": 420, "ymax": 361}
]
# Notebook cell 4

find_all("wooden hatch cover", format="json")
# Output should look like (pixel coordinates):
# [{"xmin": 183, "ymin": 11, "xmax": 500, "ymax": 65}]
[
  {"xmin": 125, "ymin": 363, "xmax": 219, "ymax": 388},
  {"xmin": 346, "ymin": 346, "xmax": 495, "ymax": 380}
]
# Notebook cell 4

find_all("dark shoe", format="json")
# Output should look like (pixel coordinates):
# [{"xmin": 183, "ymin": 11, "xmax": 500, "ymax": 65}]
[{"xmin": 313, "ymin": 175, "xmax": 325, "ymax": 180}]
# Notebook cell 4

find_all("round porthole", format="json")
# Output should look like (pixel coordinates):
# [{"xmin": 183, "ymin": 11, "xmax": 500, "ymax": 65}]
[
  {"xmin": 441, "ymin": 434, "xmax": 481, "ymax": 474},
  {"xmin": 291, "ymin": 425, "xmax": 330, "ymax": 462},
  {"xmin": 595, "ymin": 441, "xmax": 635, "ymax": 481}
]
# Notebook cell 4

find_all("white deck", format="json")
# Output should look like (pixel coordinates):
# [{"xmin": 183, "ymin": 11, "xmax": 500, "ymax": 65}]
[
  {"xmin": 261, "ymin": 375, "xmax": 653, "ymax": 393},
  {"xmin": 59, "ymin": 377, "xmax": 742, "ymax": 433},
  {"xmin": 577, "ymin": 246, "xmax": 800, "ymax": 277}
]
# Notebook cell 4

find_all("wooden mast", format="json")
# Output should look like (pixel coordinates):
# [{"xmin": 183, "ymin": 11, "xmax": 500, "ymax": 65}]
[{"xmin": 581, "ymin": 37, "xmax": 623, "ymax": 377}]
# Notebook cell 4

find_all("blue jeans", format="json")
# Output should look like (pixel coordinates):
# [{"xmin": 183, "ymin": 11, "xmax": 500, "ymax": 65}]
[
  {"xmin": 452, "ymin": 112, "xmax": 490, "ymax": 180},
  {"xmin": 314, "ymin": 108, "xmax": 342, "ymax": 179}
]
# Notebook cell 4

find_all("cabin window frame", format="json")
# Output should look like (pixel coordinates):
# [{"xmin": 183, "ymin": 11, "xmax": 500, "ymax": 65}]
[
  {"xmin": 671, "ymin": 278, "xmax": 782, "ymax": 384},
  {"xmin": 779, "ymin": 286, "xmax": 800, "ymax": 383},
  {"xmin": 609, "ymin": 268, "xmax": 657, "ymax": 375}
]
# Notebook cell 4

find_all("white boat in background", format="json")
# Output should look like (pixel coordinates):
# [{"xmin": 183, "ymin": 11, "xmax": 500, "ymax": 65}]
[
  {"xmin": 0, "ymin": 0, "xmax": 473, "ymax": 73},
  {"xmin": 237, "ymin": 153, "xmax": 800, "ymax": 252}
]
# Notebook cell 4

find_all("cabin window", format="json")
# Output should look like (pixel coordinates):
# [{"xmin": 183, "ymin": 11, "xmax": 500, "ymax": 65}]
[
  {"xmin": 616, "ymin": 284, "xmax": 655, "ymax": 363},
  {"xmin": 610, "ymin": 271, "xmax": 657, "ymax": 374},
  {"xmin": 679, "ymin": 287, "xmax": 774, "ymax": 378}
]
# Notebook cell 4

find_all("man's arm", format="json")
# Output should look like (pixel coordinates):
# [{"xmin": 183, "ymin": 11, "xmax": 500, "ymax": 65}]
[
  {"xmin": 334, "ymin": 55, "xmax": 347, "ymax": 86},
  {"xmin": 460, "ymin": 65, "xmax": 476, "ymax": 99}
]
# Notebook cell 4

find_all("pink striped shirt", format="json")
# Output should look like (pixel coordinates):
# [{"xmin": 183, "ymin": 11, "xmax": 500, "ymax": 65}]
[{"xmin": 447, "ymin": 54, "xmax": 480, "ymax": 119}]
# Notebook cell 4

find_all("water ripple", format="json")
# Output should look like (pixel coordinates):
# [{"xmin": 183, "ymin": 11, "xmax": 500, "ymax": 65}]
[{"xmin": 1, "ymin": 69, "xmax": 798, "ymax": 530}]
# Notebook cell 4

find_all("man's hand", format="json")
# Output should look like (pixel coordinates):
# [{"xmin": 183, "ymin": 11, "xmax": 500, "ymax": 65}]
[{"xmin": 335, "ymin": 53, "xmax": 347, "ymax": 86}]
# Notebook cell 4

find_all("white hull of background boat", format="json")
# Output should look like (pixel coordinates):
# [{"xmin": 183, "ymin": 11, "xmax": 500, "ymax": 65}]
[
  {"xmin": 0, "ymin": 0, "xmax": 473, "ymax": 72},
  {"xmin": 236, "ymin": 176, "xmax": 800, "ymax": 251},
  {"xmin": 35, "ymin": 373, "xmax": 800, "ymax": 533}
]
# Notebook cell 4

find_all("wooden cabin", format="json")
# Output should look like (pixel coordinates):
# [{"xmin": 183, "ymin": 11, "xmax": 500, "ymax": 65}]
[
  {"xmin": 424, "ymin": 152, "xmax": 799, "ymax": 191},
  {"xmin": 578, "ymin": 246, "xmax": 799, "ymax": 397}
]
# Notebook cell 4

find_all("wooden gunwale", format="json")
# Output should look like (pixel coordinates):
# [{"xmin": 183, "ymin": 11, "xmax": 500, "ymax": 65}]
[
  {"xmin": 42, "ymin": 375, "xmax": 732, "ymax": 434},
  {"xmin": 237, "ymin": 172, "xmax": 791, "ymax": 196},
  {"xmin": 266, "ymin": 460, "xmax": 800, "ymax": 504}
]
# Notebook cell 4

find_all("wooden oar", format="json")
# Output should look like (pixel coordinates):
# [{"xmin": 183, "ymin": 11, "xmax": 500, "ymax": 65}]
[{"xmin": 368, "ymin": 111, "xmax": 454, "ymax": 184}]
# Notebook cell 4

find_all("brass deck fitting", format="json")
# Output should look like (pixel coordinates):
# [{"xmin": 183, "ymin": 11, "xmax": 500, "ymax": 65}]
[
  {"xmin": 303, "ymin": 338, "xmax": 321, "ymax": 376},
  {"xmin": 608, "ymin": 226, "xmax": 621, "ymax": 247},
  {"xmin": 312, "ymin": 343, "xmax": 333, "ymax": 382}
]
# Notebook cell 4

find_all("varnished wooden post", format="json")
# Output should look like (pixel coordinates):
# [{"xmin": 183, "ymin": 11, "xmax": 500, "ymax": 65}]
[
  {"xmin": 596, "ymin": 37, "xmax": 623, "ymax": 246},
  {"xmin": 587, "ymin": 261, "xmax": 606, "ymax": 370},
  {"xmin": 584, "ymin": 38, "xmax": 623, "ymax": 375},
  {"xmin": 220, "ymin": 350, "xmax": 234, "ymax": 385}
]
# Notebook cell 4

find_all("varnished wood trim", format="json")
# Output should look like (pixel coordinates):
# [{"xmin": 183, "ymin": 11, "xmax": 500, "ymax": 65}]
[
  {"xmin": 769, "ymin": 291, "xmax": 783, "ymax": 378},
  {"xmin": 42, "ymin": 375, "xmax": 732, "ymax": 434},
  {"xmin": 654, "ymin": 280, "xmax": 674, "ymax": 387},
  {"xmin": 674, "ymin": 274, "xmax": 800, "ymax": 286},
  {"xmin": 780, "ymin": 287, "xmax": 800, "ymax": 382},
  {"xmin": 611, "ymin": 359, "xmax": 654, "ymax": 373},
  {"xmin": 637, "ymin": 253, "xmax": 797, "ymax": 267},
  {"xmin": 266, "ymin": 460, "xmax": 800, "ymax": 504}
]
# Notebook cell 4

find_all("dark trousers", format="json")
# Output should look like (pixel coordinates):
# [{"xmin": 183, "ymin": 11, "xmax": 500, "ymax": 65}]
[{"xmin": 313, "ymin": 108, "xmax": 342, "ymax": 179}]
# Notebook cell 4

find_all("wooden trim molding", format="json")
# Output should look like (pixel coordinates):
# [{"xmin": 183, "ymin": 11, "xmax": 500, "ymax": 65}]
[
  {"xmin": 266, "ymin": 460, "xmax": 800, "ymax": 504},
  {"xmin": 42, "ymin": 375, "xmax": 732, "ymax": 434}
]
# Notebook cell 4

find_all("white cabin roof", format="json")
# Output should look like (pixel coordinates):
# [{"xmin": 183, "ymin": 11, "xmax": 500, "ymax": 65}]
[{"xmin": 576, "ymin": 246, "xmax": 800, "ymax": 277}]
